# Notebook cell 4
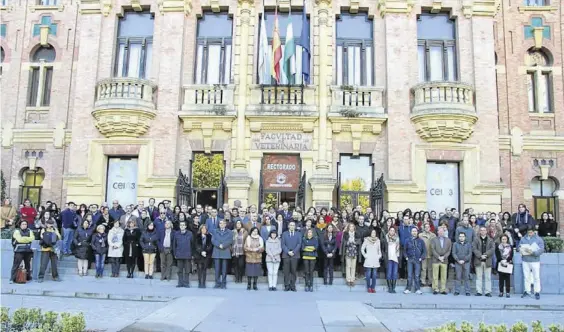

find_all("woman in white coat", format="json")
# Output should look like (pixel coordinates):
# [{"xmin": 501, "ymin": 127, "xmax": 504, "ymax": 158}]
[
  {"xmin": 108, "ymin": 220, "xmax": 124, "ymax": 277},
  {"xmin": 361, "ymin": 229, "xmax": 382, "ymax": 293}
]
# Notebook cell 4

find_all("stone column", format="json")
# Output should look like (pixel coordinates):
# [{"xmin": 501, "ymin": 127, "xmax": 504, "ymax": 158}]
[
  {"xmin": 314, "ymin": 0, "xmax": 331, "ymax": 173},
  {"xmin": 225, "ymin": 0, "xmax": 255, "ymax": 206},
  {"xmin": 309, "ymin": 0, "xmax": 335, "ymax": 208}
]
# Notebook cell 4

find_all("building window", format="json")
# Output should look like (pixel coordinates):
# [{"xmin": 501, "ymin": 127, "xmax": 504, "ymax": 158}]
[
  {"xmin": 28, "ymin": 46, "xmax": 55, "ymax": 107},
  {"xmin": 258, "ymin": 11, "xmax": 310, "ymax": 85},
  {"xmin": 20, "ymin": 167, "xmax": 45, "ymax": 208},
  {"xmin": 523, "ymin": 0, "xmax": 548, "ymax": 6},
  {"xmin": 337, "ymin": 155, "xmax": 372, "ymax": 211},
  {"xmin": 115, "ymin": 12, "xmax": 154, "ymax": 79},
  {"xmin": 336, "ymin": 14, "xmax": 373, "ymax": 86},
  {"xmin": 195, "ymin": 13, "xmax": 232, "ymax": 85},
  {"xmin": 37, "ymin": 0, "xmax": 57, "ymax": 5},
  {"xmin": 526, "ymin": 49, "xmax": 552, "ymax": 113},
  {"xmin": 417, "ymin": 13, "xmax": 457, "ymax": 82},
  {"xmin": 530, "ymin": 176, "xmax": 558, "ymax": 219}
]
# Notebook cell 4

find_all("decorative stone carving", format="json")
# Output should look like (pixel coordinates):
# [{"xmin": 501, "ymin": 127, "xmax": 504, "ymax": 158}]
[
  {"xmin": 210, "ymin": 0, "xmax": 220, "ymax": 12},
  {"xmin": 410, "ymin": 81, "xmax": 478, "ymax": 143},
  {"xmin": 430, "ymin": 0, "xmax": 442, "ymax": 13},
  {"xmin": 349, "ymin": 0, "xmax": 360, "ymax": 13},
  {"xmin": 510, "ymin": 127, "xmax": 523, "ymax": 156},
  {"xmin": 330, "ymin": 117, "xmax": 387, "ymax": 156},
  {"xmin": 53, "ymin": 122, "xmax": 66, "ymax": 148},
  {"xmin": 462, "ymin": 0, "xmax": 500, "ymax": 18},
  {"xmin": 79, "ymin": 0, "xmax": 111, "ymax": 15},
  {"xmin": 377, "ymin": 0, "xmax": 414, "ymax": 17},
  {"xmin": 131, "ymin": 0, "xmax": 143, "ymax": 11},
  {"xmin": 158, "ymin": 0, "xmax": 192, "ymax": 15},
  {"xmin": 2, "ymin": 121, "xmax": 14, "ymax": 148},
  {"xmin": 92, "ymin": 77, "xmax": 157, "ymax": 138}
]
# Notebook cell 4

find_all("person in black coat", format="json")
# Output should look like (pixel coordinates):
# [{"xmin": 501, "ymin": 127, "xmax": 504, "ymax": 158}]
[
  {"xmin": 123, "ymin": 219, "xmax": 142, "ymax": 278},
  {"xmin": 91, "ymin": 225, "xmax": 108, "ymax": 278},
  {"xmin": 194, "ymin": 224, "xmax": 213, "ymax": 288},
  {"xmin": 73, "ymin": 218, "xmax": 93, "ymax": 276},
  {"xmin": 140, "ymin": 222, "xmax": 159, "ymax": 279},
  {"xmin": 537, "ymin": 212, "xmax": 558, "ymax": 237},
  {"xmin": 495, "ymin": 234, "xmax": 514, "ymax": 297},
  {"xmin": 321, "ymin": 224, "xmax": 337, "ymax": 285}
]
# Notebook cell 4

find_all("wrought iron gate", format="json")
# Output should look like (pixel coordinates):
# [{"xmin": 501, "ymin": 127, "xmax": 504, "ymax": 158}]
[
  {"xmin": 176, "ymin": 169, "xmax": 192, "ymax": 207},
  {"xmin": 370, "ymin": 173, "xmax": 386, "ymax": 218},
  {"xmin": 296, "ymin": 171, "xmax": 306, "ymax": 211},
  {"xmin": 217, "ymin": 172, "xmax": 225, "ymax": 209}
]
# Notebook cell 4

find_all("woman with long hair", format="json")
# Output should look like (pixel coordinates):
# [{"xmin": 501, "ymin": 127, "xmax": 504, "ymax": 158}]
[
  {"xmin": 538, "ymin": 212, "xmax": 558, "ymax": 237},
  {"xmin": 361, "ymin": 229, "xmax": 382, "ymax": 293},
  {"xmin": 495, "ymin": 234, "xmax": 513, "ymax": 297},
  {"xmin": 322, "ymin": 224, "xmax": 337, "ymax": 285},
  {"xmin": 232, "ymin": 220, "xmax": 248, "ymax": 283},
  {"xmin": 383, "ymin": 227, "xmax": 400, "ymax": 293},
  {"xmin": 123, "ymin": 219, "xmax": 141, "ymax": 278},
  {"xmin": 194, "ymin": 224, "xmax": 213, "ymax": 288},
  {"xmin": 73, "ymin": 216, "xmax": 92, "ymax": 276},
  {"xmin": 341, "ymin": 223, "xmax": 359, "ymax": 287}
]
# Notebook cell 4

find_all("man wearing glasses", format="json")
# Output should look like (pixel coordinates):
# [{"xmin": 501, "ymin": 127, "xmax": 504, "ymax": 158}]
[{"xmin": 109, "ymin": 200, "xmax": 125, "ymax": 221}]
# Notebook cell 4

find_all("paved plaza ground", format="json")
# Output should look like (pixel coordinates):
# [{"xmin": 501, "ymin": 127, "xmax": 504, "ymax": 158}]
[{"xmin": 1, "ymin": 278, "xmax": 564, "ymax": 332}]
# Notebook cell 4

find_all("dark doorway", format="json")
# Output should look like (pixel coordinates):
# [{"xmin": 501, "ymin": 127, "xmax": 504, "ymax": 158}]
[{"xmin": 196, "ymin": 189, "xmax": 218, "ymax": 208}]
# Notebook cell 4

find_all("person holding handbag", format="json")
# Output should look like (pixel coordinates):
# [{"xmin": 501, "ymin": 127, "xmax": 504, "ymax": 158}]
[
  {"xmin": 10, "ymin": 221, "xmax": 35, "ymax": 283},
  {"xmin": 495, "ymin": 234, "xmax": 513, "ymax": 298}
]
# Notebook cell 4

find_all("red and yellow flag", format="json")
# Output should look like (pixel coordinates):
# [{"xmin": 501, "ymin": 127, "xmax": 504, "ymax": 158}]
[{"xmin": 271, "ymin": 8, "xmax": 282, "ymax": 83}]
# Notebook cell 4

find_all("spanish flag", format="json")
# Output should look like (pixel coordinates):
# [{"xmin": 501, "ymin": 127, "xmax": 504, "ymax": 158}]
[{"xmin": 271, "ymin": 7, "xmax": 282, "ymax": 83}]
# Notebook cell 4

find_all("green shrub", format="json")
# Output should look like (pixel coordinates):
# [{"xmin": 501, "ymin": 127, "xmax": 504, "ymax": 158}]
[
  {"xmin": 1, "ymin": 228, "xmax": 14, "ymax": 239},
  {"xmin": 0, "ymin": 307, "xmax": 86, "ymax": 332},
  {"xmin": 427, "ymin": 321, "xmax": 564, "ymax": 332},
  {"xmin": 544, "ymin": 237, "xmax": 564, "ymax": 253}
]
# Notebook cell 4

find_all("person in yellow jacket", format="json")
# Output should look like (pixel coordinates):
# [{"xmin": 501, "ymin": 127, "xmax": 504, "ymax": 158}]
[
  {"xmin": 37, "ymin": 219, "xmax": 61, "ymax": 282},
  {"xmin": 10, "ymin": 221, "xmax": 35, "ymax": 283}
]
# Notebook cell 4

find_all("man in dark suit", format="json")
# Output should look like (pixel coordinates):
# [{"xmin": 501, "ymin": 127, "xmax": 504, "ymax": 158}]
[
  {"xmin": 205, "ymin": 209, "xmax": 222, "ymax": 233},
  {"xmin": 281, "ymin": 221, "xmax": 302, "ymax": 292}
]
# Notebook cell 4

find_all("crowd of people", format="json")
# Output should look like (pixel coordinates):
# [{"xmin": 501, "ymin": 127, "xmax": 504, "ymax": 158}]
[{"xmin": 2, "ymin": 197, "xmax": 559, "ymax": 297}]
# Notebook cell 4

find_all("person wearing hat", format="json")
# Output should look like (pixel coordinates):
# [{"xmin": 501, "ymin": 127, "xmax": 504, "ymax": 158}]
[
  {"xmin": 37, "ymin": 219, "xmax": 62, "ymax": 282},
  {"xmin": 403, "ymin": 227, "xmax": 426, "ymax": 295},
  {"xmin": 519, "ymin": 225, "xmax": 545, "ymax": 299}
]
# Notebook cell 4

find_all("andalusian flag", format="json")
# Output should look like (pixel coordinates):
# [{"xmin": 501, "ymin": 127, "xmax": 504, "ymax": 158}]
[
  {"xmin": 259, "ymin": 10, "xmax": 270, "ymax": 84},
  {"xmin": 271, "ymin": 8, "xmax": 282, "ymax": 83},
  {"xmin": 283, "ymin": 10, "xmax": 296, "ymax": 84}
]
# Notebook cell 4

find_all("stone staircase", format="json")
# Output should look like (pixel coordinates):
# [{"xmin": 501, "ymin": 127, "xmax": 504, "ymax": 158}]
[{"xmin": 39, "ymin": 255, "xmax": 504, "ymax": 293}]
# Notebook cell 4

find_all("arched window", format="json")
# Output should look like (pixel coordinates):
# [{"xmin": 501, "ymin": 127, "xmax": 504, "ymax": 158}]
[
  {"xmin": 28, "ymin": 45, "xmax": 55, "ymax": 109},
  {"xmin": 530, "ymin": 176, "xmax": 558, "ymax": 219},
  {"xmin": 19, "ymin": 167, "xmax": 45, "ymax": 208},
  {"xmin": 526, "ymin": 49, "xmax": 553, "ymax": 113}
]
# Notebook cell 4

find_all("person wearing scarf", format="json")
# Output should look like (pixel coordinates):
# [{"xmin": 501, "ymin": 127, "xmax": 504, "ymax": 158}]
[
  {"xmin": 244, "ymin": 227, "xmax": 264, "ymax": 291},
  {"xmin": 495, "ymin": 235, "xmax": 513, "ymax": 297},
  {"xmin": 511, "ymin": 204, "xmax": 536, "ymax": 244}
]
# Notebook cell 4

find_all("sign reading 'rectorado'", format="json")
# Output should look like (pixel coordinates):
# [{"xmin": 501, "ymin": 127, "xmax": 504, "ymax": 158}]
[
  {"xmin": 262, "ymin": 155, "xmax": 300, "ymax": 191},
  {"xmin": 252, "ymin": 132, "xmax": 312, "ymax": 151}
]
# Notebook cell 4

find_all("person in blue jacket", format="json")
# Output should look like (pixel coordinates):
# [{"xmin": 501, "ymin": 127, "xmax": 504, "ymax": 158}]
[
  {"xmin": 403, "ymin": 227, "xmax": 427, "ymax": 295},
  {"xmin": 211, "ymin": 219, "xmax": 233, "ymax": 289},
  {"xmin": 172, "ymin": 221, "xmax": 194, "ymax": 288}
]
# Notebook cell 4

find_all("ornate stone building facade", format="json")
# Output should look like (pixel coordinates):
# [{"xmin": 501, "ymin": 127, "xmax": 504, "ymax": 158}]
[{"xmin": 1, "ymin": 0, "xmax": 562, "ymax": 224}]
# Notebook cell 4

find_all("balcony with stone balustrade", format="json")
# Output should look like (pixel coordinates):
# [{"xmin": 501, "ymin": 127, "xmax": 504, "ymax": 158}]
[
  {"xmin": 92, "ymin": 77, "xmax": 158, "ymax": 138},
  {"xmin": 410, "ymin": 81, "xmax": 478, "ymax": 143}
]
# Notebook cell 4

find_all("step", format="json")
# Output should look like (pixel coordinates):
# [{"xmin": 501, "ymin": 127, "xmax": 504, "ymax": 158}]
[{"xmin": 26, "ymin": 275, "xmax": 467, "ymax": 293}]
